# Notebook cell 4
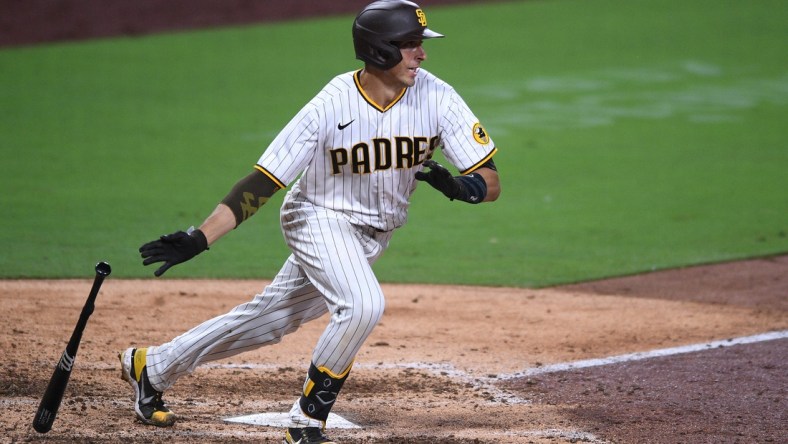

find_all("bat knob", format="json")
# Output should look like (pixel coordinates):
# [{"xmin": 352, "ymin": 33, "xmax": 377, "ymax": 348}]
[{"xmin": 95, "ymin": 261, "xmax": 112, "ymax": 277}]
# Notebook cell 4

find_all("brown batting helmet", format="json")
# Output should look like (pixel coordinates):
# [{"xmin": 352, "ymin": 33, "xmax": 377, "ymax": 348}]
[{"xmin": 352, "ymin": 0, "xmax": 444, "ymax": 70}]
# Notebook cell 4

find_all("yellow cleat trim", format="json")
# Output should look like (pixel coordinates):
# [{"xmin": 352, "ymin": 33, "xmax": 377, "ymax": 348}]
[
  {"xmin": 150, "ymin": 410, "xmax": 176, "ymax": 426},
  {"xmin": 133, "ymin": 347, "xmax": 148, "ymax": 382}
]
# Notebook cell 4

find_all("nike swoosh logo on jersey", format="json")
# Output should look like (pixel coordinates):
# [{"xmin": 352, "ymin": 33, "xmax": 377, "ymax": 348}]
[{"xmin": 338, "ymin": 119, "xmax": 355, "ymax": 130}]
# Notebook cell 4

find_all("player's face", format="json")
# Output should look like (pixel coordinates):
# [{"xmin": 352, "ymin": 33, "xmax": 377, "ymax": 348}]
[{"xmin": 390, "ymin": 40, "xmax": 426, "ymax": 87}]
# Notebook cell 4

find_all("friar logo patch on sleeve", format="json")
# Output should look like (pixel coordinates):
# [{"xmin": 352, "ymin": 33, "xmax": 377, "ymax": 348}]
[{"xmin": 473, "ymin": 122, "xmax": 490, "ymax": 144}]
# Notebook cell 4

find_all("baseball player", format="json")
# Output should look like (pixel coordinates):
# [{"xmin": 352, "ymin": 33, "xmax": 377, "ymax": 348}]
[{"xmin": 120, "ymin": 1, "xmax": 500, "ymax": 442}]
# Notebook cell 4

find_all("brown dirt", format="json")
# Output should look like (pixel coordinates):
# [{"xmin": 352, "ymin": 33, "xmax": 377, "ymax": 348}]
[{"xmin": 1, "ymin": 256, "xmax": 786, "ymax": 443}]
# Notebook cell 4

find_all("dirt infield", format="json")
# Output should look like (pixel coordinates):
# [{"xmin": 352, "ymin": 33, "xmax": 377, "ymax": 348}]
[{"xmin": 1, "ymin": 256, "xmax": 786, "ymax": 443}]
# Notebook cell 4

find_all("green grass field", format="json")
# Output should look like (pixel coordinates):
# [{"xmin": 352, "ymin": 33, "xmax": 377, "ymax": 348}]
[{"xmin": 1, "ymin": 0, "xmax": 786, "ymax": 286}]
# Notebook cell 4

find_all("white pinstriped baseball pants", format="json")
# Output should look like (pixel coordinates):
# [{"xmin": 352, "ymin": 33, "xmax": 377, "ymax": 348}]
[{"xmin": 146, "ymin": 198, "xmax": 392, "ymax": 403}]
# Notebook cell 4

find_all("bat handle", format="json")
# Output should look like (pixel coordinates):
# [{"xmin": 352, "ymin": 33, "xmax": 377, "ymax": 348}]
[{"xmin": 67, "ymin": 262, "xmax": 112, "ymax": 352}]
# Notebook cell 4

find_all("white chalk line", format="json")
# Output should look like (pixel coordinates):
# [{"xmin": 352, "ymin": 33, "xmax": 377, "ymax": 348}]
[{"xmin": 501, "ymin": 329, "xmax": 788, "ymax": 380}]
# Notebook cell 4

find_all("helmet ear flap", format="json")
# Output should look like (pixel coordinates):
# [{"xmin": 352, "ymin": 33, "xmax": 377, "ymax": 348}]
[
  {"xmin": 352, "ymin": 28, "xmax": 403, "ymax": 70},
  {"xmin": 370, "ymin": 41, "xmax": 403, "ymax": 70}
]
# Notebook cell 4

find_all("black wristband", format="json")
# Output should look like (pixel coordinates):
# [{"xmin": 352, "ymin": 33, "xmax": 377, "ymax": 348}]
[
  {"xmin": 189, "ymin": 228, "xmax": 209, "ymax": 252},
  {"xmin": 454, "ymin": 173, "xmax": 487, "ymax": 204}
]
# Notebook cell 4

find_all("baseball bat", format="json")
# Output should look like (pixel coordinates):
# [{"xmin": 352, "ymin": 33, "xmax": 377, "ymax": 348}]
[{"xmin": 32, "ymin": 261, "xmax": 112, "ymax": 433}]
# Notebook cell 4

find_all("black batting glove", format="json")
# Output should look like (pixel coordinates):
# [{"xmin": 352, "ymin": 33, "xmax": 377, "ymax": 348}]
[
  {"xmin": 139, "ymin": 229, "xmax": 209, "ymax": 277},
  {"xmin": 415, "ymin": 160, "xmax": 464, "ymax": 200}
]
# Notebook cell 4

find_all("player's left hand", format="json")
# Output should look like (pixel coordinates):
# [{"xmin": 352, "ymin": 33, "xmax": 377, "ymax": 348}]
[{"xmin": 415, "ymin": 160, "xmax": 463, "ymax": 200}]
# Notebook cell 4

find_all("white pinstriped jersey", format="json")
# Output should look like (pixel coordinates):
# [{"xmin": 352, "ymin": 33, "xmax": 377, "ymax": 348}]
[
  {"xmin": 257, "ymin": 68, "xmax": 497, "ymax": 231},
  {"xmin": 145, "ymin": 71, "xmax": 499, "ymax": 428}
]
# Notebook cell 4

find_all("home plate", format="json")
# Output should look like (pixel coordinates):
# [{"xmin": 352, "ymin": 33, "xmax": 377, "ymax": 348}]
[{"xmin": 224, "ymin": 412, "xmax": 361, "ymax": 429}]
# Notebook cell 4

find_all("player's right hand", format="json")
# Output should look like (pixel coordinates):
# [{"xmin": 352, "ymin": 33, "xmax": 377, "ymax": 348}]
[
  {"xmin": 415, "ymin": 160, "xmax": 463, "ymax": 200},
  {"xmin": 139, "ymin": 229, "xmax": 209, "ymax": 277}
]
